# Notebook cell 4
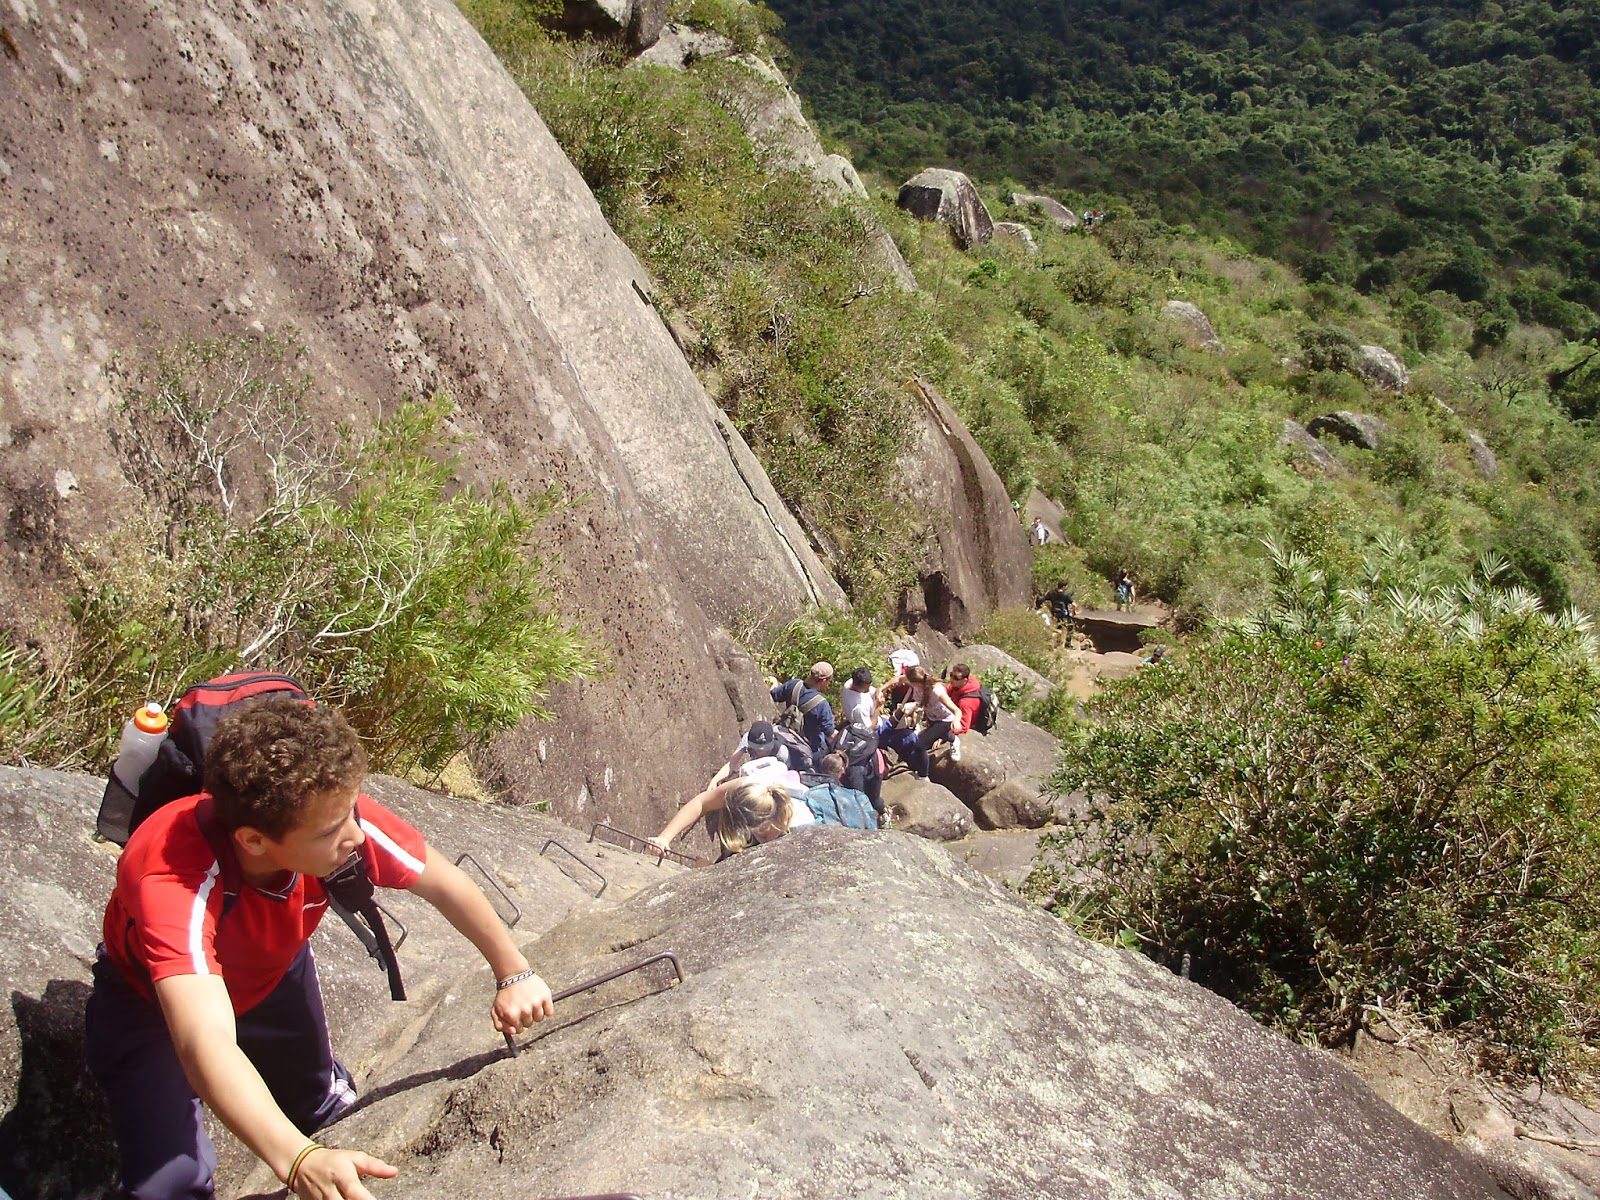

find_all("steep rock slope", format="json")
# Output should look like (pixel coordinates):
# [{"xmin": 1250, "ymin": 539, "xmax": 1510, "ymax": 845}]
[
  {"xmin": 249, "ymin": 829, "xmax": 1505, "ymax": 1199},
  {"xmin": 0, "ymin": 0, "xmax": 840, "ymax": 831}
]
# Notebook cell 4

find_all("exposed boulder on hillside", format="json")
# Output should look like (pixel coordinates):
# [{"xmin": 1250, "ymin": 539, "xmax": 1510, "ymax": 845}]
[
  {"xmin": 1467, "ymin": 430, "xmax": 1499, "ymax": 480},
  {"xmin": 1023, "ymin": 487, "xmax": 1066, "ymax": 542},
  {"xmin": 1010, "ymin": 190, "xmax": 1081, "ymax": 231},
  {"xmin": 881, "ymin": 774, "xmax": 976, "ymax": 841},
  {"xmin": 0, "ymin": 0, "xmax": 844, "ymax": 835},
  {"xmin": 896, "ymin": 379, "xmax": 1032, "ymax": 637},
  {"xmin": 1074, "ymin": 607, "xmax": 1165, "ymax": 655},
  {"xmin": 0, "ymin": 767, "xmax": 688, "ymax": 1198},
  {"xmin": 992, "ymin": 221, "xmax": 1039, "ymax": 254},
  {"xmin": 1356, "ymin": 344, "xmax": 1411, "ymax": 391},
  {"xmin": 243, "ymin": 830, "xmax": 1506, "ymax": 1199},
  {"xmin": 633, "ymin": 20, "xmax": 737, "ymax": 68},
  {"xmin": 707, "ymin": 54, "xmax": 917, "ymax": 290},
  {"xmin": 1163, "ymin": 299, "xmax": 1225, "ymax": 351},
  {"xmin": 1310, "ymin": 410, "xmax": 1391, "ymax": 451},
  {"xmin": 948, "ymin": 826, "xmax": 1052, "ymax": 889},
  {"xmin": 1282, "ymin": 417, "xmax": 1342, "ymax": 474},
  {"xmin": 898, "ymin": 168, "xmax": 995, "ymax": 249},
  {"xmin": 929, "ymin": 713, "xmax": 1060, "ymax": 830},
  {"xmin": 543, "ymin": 0, "xmax": 668, "ymax": 49}
]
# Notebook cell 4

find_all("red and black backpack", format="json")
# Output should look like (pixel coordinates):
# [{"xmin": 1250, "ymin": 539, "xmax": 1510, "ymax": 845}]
[{"xmin": 96, "ymin": 671, "xmax": 406, "ymax": 1000}]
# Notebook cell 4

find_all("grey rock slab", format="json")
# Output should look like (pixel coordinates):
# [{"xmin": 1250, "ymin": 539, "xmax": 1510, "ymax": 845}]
[
  {"xmin": 280, "ymin": 831, "xmax": 1507, "ymax": 1199},
  {"xmin": 992, "ymin": 220, "xmax": 1039, "ymax": 254},
  {"xmin": 898, "ymin": 167, "xmax": 995, "ymax": 249},
  {"xmin": 828, "ymin": 152, "xmax": 869, "ymax": 198},
  {"xmin": 1309, "ymin": 410, "xmax": 1390, "ymax": 451},
  {"xmin": 1467, "ymin": 430, "xmax": 1498, "ymax": 480},
  {"xmin": 945, "ymin": 643, "xmax": 1056, "ymax": 702},
  {"xmin": 1163, "ymin": 299, "xmax": 1225, "ymax": 351},
  {"xmin": 973, "ymin": 778, "xmax": 1054, "ymax": 830},
  {"xmin": 1356, "ymin": 344, "xmax": 1410, "ymax": 391},
  {"xmin": 881, "ymin": 773, "xmax": 976, "ymax": 841},
  {"xmin": 1074, "ymin": 608, "xmax": 1165, "ymax": 654},
  {"xmin": 946, "ymin": 826, "xmax": 1051, "ymax": 889},
  {"xmin": 1010, "ymin": 190, "xmax": 1081, "ymax": 231},
  {"xmin": 1282, "ymin": 417, "xmax": 1341, "ymax": 474},
  {"xmin": 929, "ymin": 710, "xmax": 1060, "ymax": 820}
]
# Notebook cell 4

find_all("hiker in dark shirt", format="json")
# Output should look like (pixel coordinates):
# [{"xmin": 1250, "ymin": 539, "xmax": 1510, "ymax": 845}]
[
  {"xmin": 770, "ymin": 662, "xmax": 836, "ymax": 760},
  {"xmin": 1040, "ymin": 580, "xmax": 1077, "ymax": 628}
]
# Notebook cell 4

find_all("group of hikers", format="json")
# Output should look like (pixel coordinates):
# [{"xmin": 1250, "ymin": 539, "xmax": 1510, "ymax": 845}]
[
  {"xmin": 82, "ymin": 649, "xmax": 995, "ymax": 1199},
  {"xmin": 649, "ymin": 649, "xmax": 993, "ymax": 861}
]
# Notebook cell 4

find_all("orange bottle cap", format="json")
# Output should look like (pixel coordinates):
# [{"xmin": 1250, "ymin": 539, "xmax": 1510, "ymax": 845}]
[{"xmin": 133, "ymin": 702, "xmax": 169, "ymax": 734}]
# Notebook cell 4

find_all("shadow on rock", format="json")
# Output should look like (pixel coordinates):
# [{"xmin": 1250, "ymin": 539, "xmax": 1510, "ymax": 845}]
[{"xmin": 0, "ymin": 982, "xmax": 117, "ymax": 1199}]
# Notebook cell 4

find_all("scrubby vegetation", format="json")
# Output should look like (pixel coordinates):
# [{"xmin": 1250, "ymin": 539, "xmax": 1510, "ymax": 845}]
[
  {"xmin": 0, "ymin": 334, "xmax": 595, "ymax": 776},
  {"xmin": 1028, "ymin": 543, "xmax": 1600, "ymax": 1074}
]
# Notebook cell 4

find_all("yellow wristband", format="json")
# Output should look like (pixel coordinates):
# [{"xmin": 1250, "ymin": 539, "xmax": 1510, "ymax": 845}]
[{"xmin": 285, "ymin": 1141, "xmax": 323, "ymax": 1191}]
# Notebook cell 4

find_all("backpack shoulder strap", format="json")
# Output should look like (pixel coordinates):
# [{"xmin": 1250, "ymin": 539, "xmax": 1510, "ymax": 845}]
[{"xmin": 791, "ymin": 682, "xmax": 824, "ymax": 715}]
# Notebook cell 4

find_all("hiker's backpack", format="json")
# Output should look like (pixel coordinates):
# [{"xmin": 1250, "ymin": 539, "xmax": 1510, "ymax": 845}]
[
  {"xmin": 770, "ymin": 722, "xmax": 814, "ymax": 773},
  {"xmin": 971, "ymin": 686, "xmax": 999, "ymax": 735},
  {"xmin": 95, "ymin": 671, "xmax": 408, "ymax": 1001},
  {"xmin": 775, "ymin": 680, "xmax": 825, "ymax": 736},
  {"xmin": 800, "ymin": 781, "xmax": 879, "ymax": 831},
  {"xmin": 835, "ymin": 724, "xmax": 878, "ymax": 766}
]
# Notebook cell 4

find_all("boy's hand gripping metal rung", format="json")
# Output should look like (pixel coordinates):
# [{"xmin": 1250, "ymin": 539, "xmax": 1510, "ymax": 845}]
[
  {"xmin": 502, "ymin": 951, "xmax": 685, "ymax": 1058},
  {"xmin": 541, "ymin": 839, "xmax": 608, "ymax": 897},
  {"xmin": 587, "ymin": 820, "xmax": 702, "ymax": 868},
  {"xmin": 454, "ymin": 851, "xmax": 522, "ymax": 928}
]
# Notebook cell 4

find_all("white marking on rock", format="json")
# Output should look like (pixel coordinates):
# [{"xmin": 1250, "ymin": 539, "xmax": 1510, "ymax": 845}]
[{"xmin": 53, "ymin": 469, "xmax": 78, "ymax": 498}]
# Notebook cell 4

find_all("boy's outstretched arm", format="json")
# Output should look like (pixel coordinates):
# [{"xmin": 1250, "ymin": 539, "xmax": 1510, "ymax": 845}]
[
  {"xmin": 155, "ymin": 974, "xmax": 396, "ymax": 1199},
  {"xmin": 408, "ymin": 844, "xmax": 555, "ymax": 1032}
]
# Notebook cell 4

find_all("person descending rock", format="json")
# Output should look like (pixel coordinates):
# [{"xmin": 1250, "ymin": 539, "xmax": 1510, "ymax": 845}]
[
  {"xmin": 833, "ymin": 667, "xmax": 883, "ymax": 819},
  {"xmin": 943, "ymin": 662, "xmax": 984, "ymax": 763},
  {"xmin": 1030, "ymin": 517, "xmax": 1051, "ymax": 546},
  {"xmin": 771, "ymin": 662, "xmax": 836, "ymax": 762},
  {"xmin": 84, "ymin": 695, "xmax": 554, "ymax": 1200},
  {"xmin": 900, "ymin": 665, "xmax": 962, "ymax": 781},
  {"xmin": 1115, "ymin": 568, "xmax": 1136, "ymax": 611},
  {"xmin": 648, "ymin": 777, "xmax": 816, "ymax": 861},
  {"xmin": 1040, "ymin": 579, "xmax": 1077, "ymax": 629},
  {"xmin": 713, "ymin": 719, "xmax": 808, "ymax": 786}
]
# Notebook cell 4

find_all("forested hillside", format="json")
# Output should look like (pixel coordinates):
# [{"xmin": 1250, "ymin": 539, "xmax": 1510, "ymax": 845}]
[{"xmin": 769, "ymin": 0, "xmax": 1600, "ymax": 341}]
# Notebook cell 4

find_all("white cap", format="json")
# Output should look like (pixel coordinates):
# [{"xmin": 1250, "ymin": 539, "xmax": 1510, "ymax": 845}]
[{"xmin": 888, "ymin": 648, "xmax": 920, "ymax": 670}]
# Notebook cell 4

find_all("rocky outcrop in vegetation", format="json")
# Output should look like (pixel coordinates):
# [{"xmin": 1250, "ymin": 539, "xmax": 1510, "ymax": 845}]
[
  {"xmin": 897, "ymin": 168, "xmax": 995, "ymax": 249},
  {"xmin": 1009, "ymin": 190, "xmax": 1081, "ymax": 230},
  {"xmin": 1163, "ymin": 299, "xmax": 1225, "ymax": 351},
  {"xmin": 1310, "ymin": 410, "xmax": 1391, "ymax": 451}
]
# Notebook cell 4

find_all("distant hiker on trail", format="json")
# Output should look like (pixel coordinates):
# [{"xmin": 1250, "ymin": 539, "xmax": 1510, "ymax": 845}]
[
  {"xmin": 649, "ymin": 778, "xmax": 815, "ymax": 861},
  {"xmin": 85, "ymin": 695, "xmax": 554, "ymax": 1200},
  {"xmin": 1030, "ymin": 517, "xmax": 1051, "ymax": 546},
  {"xmin": 1115, "ymin": 568, "xmax": 1136, "ymax": 611},
  {"xmin": 1040, "ymin": 580, "xmax": 1077, "ymax": 628},
  {"xmin": 771, "ymin": 662, "xmax": 836, "ymax": 760}
]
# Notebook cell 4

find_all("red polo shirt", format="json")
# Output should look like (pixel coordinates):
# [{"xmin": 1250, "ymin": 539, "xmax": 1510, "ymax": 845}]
[{"xmin": 102, "ymin": 792, "xmax": 426, "ymax": 1014}]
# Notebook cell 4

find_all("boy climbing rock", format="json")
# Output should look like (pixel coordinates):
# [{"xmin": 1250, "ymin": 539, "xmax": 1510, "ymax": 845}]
[{"xmin": 85, "ymin": 694, "xmax": 554, "ymax": 1200}]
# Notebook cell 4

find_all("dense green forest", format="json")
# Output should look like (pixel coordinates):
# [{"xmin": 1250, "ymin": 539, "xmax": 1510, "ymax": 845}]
[{"xmin": 768, "ymin": 0, "xmax": 1600, "ymax": 343}]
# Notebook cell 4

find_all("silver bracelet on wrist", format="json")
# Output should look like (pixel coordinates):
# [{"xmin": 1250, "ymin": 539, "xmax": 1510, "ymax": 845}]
[{"xmin": 496, "ymin": 968, "xmax": 537, "ymax": 991}]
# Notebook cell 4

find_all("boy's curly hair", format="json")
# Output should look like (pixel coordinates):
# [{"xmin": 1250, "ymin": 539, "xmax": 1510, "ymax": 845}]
[{"xmin": 205, "ymin": 694, "xmax": 367, "ymax": 837}]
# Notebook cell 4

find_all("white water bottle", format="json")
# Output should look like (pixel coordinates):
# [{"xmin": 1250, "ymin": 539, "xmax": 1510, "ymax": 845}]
[{"xmin": 112, "ymin": 702, "xmax": 170, "ymax": 793}]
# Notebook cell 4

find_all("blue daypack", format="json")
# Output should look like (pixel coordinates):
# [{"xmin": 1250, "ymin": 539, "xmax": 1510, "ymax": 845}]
[{"xmin": 801, "ymin": 781, "xmax": 879, "ymax": 831}]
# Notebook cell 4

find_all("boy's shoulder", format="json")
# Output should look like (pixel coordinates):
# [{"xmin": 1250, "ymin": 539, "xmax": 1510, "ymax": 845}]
[{"xmin": 117, "ymin": 792, "xmax": 217, "ymax": 879}]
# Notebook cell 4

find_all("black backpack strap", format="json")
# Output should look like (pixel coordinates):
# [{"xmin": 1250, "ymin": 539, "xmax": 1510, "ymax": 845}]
[{"xmin": 320, "ymin": 802, "xmax": 406, "ymax": 1002}]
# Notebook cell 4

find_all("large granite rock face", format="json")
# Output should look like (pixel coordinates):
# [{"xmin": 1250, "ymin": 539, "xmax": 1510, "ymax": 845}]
[
  {"xmin": 1356, "ymin": 344, "xmax": 1411, "ymax": 391},
  {"xmin": 230, "ymin": 830, "xmax": 1505, "ymax": 1199},
  {"xmin": 1309, "ymin": 410, "xmax": 1391, "ymax": 451},
  {"xmin": 1010, "ymin": 190, "xmax": 1081, "ymax": 231},
  {"xmin": 898, "ymin": 168, "xmax": 995, "ymax": 249},
  {"xmin": 881, "ymin": 773, "xmax": 976, "ymax": 841},
  {"xmin": 894, "ymin": 379, "xmax": 1032, "ymax": 636},
  {"xmin": 0, "ymin": 0, "xmax": 847, "ymax": 835},
  {"xmin": 1163, "ymin": 299, "xmax": 1225, "ymax": 351},
  {"xmin": 0, "ymin": 767, "xmax": 688, "ymax": 1198}
]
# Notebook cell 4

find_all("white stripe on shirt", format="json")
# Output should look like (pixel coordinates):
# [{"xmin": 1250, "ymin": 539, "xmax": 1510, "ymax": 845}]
[
  {"xmin": 359, "ymin": 817, "xmax": 425, "ymax": 875},
  {"xmin": 188, "ymin": 862, "xmax": 221, "ymax": 975}
]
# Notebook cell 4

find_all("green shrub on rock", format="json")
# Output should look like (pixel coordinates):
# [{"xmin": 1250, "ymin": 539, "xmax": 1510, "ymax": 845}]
[{"xmin": 1029, "ymin": 545, "xmax": 1600, "ymax": 1074}]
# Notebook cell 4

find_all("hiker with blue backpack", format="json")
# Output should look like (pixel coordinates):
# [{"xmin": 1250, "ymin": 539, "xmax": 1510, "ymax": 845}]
[{"xmin": 85, "ymin": 690, "xmax": 555, "ymax": 1200}]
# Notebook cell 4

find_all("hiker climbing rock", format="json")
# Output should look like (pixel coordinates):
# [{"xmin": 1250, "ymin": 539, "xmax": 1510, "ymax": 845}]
[
  {"xmin": 84, "ymin": 695, "xmax": 554, "ymax": 1200},
  {"xmin": 649, "ymin": 778, "xmax": 817, "ymax": 860},
  {"xmin": 771, "ymin": 663, "xmax": 837, "ymax": 760},
  {"xmin": 1115, "ymin": 568, "xmax": 1136, "ymax": 611}
]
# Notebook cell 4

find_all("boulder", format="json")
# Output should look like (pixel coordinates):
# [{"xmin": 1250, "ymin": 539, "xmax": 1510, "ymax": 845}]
[
  {"xmin": 1308, "ymin": 411, "xmax": 1390, "ymax": 451},
  {"xmin": 1162, "ymin": 300, "xmax": 1225, "ymax": 351},
  {"xmin": 236, "ymin": 831, "xmax": 1508, "ymax": 1199},
  {"xmin": 633, "ymin": 22, "xmax": 738, "ymax": 69},
  {"xmin": 1356, "ymin": 344, "xmax": 1410, "ymax": 391},
  {"xmin": 897, "ymin": 168, "xmax": 995, "ymax": 250},
  {"xmin": 881, "ymin": 774, "xmax": 976, "ymax": 841},
  {"xmin": 1010, "ymin": 191, "xmax": 1081, "ymax": 231},
  {"xmin": 947, "ymin": 826, "xmax": 1051, "ymax": 889},
  {"xmin": 992, "ymin": 221, "xmax": 1039, "ymax": 255},
  {"xmin": 545, "ymin": 0, "xmax": 666, "ymax": 50},
  {"xmin": 0, "ymin": 767, "xmax": 689, "ymax": 1197},
  {"xmin": 1073, "ymin": 608, "xmax": 1164, "ymax": 655},
  {"xmin": 827, "ymin": 153, "xmax": 869, "ymax": 199},
  {"xmin": 942, "ymin": 644, "xmax": 1056, "ymax": 702},
  {"xmin": 929, "ymin": 711, "xmax": 1060, "ymax": 828},
  {"xmin": 894, "ymin": 379, "xmax": 1032, "ymax": 637},
  {"xmin": 0, "ymin": 0, "xmax": 847, "ymax": 837},
  {"xmin": 1023, "ymin": 486, "xmax": 1066, "ymax": 541},
  {"xmin": 1466, "ymin": 431, "xmax": 1498, "ymax": 480},
  {"xmin": 1281, "ymin": 418, "xmax": 1341, "ymax": 474},
  {"xmin": 973, "ymin": 779, "xmax": 1055, "ymax": 830}
]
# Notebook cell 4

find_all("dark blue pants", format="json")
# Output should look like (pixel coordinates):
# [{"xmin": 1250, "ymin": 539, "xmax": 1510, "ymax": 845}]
[{"xmin": 85, "ymin": 945, "xmax": 355, "ymax": 1200}]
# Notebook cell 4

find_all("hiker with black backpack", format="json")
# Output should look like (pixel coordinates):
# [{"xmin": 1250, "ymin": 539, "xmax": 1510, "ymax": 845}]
[
  {"xmin": 85, "ymin": 693, "xmax": 555, "ymax": 1200},
  {"xmin": 770, "ymin": 662, "xmax": 836, "ymax": 761}
]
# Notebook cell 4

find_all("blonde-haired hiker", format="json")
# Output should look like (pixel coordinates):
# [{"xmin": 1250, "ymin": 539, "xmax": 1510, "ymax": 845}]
[{"xmin": 647, "ymin": 778, "xmax": 816, "ymax": 861}]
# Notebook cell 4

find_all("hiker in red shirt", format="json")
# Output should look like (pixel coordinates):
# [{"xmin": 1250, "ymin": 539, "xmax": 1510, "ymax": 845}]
[{"xmin": 85, "ymin": 695, "xmax": 554, "ymax": 1200}]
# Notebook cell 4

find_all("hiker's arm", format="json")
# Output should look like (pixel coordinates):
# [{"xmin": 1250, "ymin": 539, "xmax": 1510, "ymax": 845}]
[
  {"xmin": 154, "ymin": 974, "xmax": 396, "ymax": 1199},
  {"xmin": 649, "ymin": 781, "xmax": 734, "ymax": 850},
  {"xmin": 409, "ymin": 847, "xmax": 554, "ymax": 1031}
]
